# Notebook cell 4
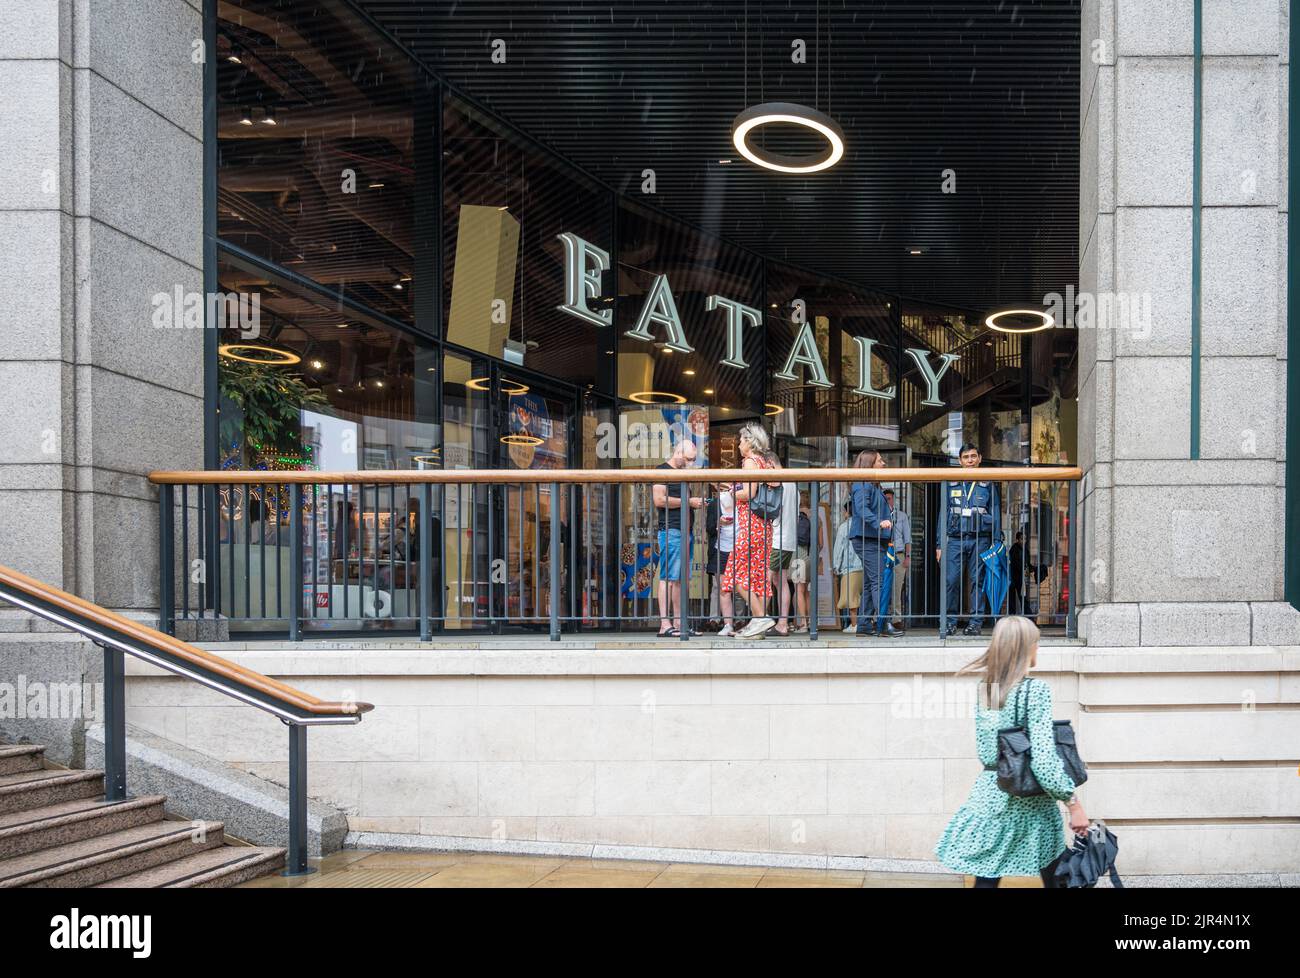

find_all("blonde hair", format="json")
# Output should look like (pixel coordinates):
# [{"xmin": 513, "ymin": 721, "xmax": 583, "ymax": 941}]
[
  {"xmin": 957, "ymin": 615, "xmax": 1039, "ymax": 709},
  {"xmin": 738, "ymin": 423, "xmax": 770, "ymax": 457}
]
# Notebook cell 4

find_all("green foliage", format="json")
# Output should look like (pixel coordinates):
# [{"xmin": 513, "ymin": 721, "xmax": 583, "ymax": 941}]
[{"xmin": 217, "ymin": 358, "xmax": 328, "ymax": 457}]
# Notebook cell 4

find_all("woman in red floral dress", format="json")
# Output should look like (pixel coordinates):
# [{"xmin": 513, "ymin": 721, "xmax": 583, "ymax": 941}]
[{"xmin": 721, "ymin": 423, "xmax": 776, "ymax": 638}]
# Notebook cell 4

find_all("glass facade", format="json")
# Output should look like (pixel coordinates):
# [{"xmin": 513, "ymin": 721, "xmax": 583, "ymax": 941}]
[{"xmin": 209, "ymin": 0, "xmax": 1078, "ymax": 632}]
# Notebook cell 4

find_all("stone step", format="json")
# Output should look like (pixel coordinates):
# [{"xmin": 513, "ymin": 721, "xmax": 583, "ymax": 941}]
[
  {"xmin": 0, "ymin": 769, "xmax": 104, "ymax": 815},
  {"xmin": 0, "ymin": 795, "xmax": 167, "ymax": 860},
  {"xmin": 0, "ymin": 819, "xmax": 225, "ymax": 888},
  {"xmin": 95, "ymin": 845, "xmax": 286, "ymax": 888},
  {"xmin": 0, "ymin": 745, "xmax": 45, "ymax": 776}
]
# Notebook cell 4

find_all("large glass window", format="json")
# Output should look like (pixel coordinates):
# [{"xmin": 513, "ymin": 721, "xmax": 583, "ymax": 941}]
[
  {"xmin": 765, "ymin": 263, "xmax": 896, "ymax": 456},
  {"xmin": 442, "ymin": 96, "xmax": 612, "ymax": 386},
  {"xmin": 215, "ymin": 0, "xmax": 431, "ymax": 325},
  {"xmin": 616, "ymin": 199, "xmax": 764, "ymax": 425},
  {"xmin": 215, "ymin": 253, "xmax": 438, "ymax": 473}
]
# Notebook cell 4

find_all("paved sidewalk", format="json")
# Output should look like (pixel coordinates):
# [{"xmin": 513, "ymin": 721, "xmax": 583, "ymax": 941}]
[{"xmin": 238, "ymin": 849, "xmax": 1033, "ymax": 888}]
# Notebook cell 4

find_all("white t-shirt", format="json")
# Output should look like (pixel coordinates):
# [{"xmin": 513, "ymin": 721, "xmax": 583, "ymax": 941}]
[
  {"xmin": 718, "ymin": 489, "xmax": 736, "ymax": 552},
  {"xmin": 770, "ymin": 481, "xmax": 800, "ymax": 552}
]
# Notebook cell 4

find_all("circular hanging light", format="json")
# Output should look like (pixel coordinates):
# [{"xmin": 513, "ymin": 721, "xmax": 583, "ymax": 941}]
[
  {"xmin": 217, "ymin": 343, "xmax": 301, "ymax": 366},
  {"xmin": 764, "ymin": 403, "xmax": 785, "ymax": 417},
  {"xmin": 731, "ymin": 102, "xmax": 846, "ymax": 174},
  {"xmin": 465, "ymin": 377, "xmax": 530, "ymax": 395},
  {"xmin": 984, "ymin": 309, "xmax": 1056, "ymax": 334},
  {"xmin": 500, "ymin": 434, "xmax": 544, "ymax": 447},
  {"xmin": 628, "ymin": 391, "xmax": 687, "ymax": 405}
]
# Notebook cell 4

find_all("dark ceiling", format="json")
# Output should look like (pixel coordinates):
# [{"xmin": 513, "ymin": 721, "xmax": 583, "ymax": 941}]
[{"xmin": 351, "ymin": 0, "xmax": 1081, "ymax": 314}]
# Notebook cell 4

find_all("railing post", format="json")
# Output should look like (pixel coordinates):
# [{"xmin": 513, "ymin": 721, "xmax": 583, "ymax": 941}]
[
  {"xmin": 1066, "ymin": 479, "xmax": 1078, "ymax": 639},
  {"xmin": 550, "ymin": 481, "xmax": 561, "ymax": 641},
  {"xmin": 102, "ymin": 642, "xmax": 126, "ymax": 801},
  {"xmin": 284, "ymin": 722, "xmax": 311, "ymax": 876},
  {"xmin": 158, "ymin": 483, "xmax": 174, "ymax": 636},
  {"xmin": 939, "ymin": 480, "xmax": 949, "ymax": 637},
  {"xmin": 419, "ymin": 483, "xmax": 432, "ymax": 641},
  {"xmin": 680, "ymin": 479, "xmax": 689, "ymax": 642},
  {"xmin": 809, "ymin": 480, "xmax": 819, "ymax": 641},
  {"xmin": 289, "ymin": 483, "xmax": 302, "ymax": 642}
]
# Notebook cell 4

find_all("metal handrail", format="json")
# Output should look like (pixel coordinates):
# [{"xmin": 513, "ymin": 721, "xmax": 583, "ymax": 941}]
[
  {"xmin": 0, "ymin": 563, "xmax": 373, "ymax": 875},
  {"xmin": 148, "ymin": 466, "xmax": 1082, "ymax": 485}
]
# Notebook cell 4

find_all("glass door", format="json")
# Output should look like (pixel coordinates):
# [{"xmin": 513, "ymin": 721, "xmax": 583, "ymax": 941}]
[{"xmin": 494, "ymin": 370, "xmax": 575, "ymax": 629}]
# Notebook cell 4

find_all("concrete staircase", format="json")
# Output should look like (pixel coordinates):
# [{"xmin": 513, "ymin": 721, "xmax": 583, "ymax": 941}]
[{"xmin": 0, "ymin": 742, "xmax": 285, "ymax": 888}]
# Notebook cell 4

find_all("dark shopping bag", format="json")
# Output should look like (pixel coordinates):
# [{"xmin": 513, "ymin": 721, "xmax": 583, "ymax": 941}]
[{"xmin": 1052, "ymin": 821, "xmax": 1123, "ymax": 889}]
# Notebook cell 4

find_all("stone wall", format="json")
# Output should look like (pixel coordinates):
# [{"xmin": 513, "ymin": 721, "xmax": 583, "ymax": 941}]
[
  {"xmin": 0, "ymin": 0, "xmax": 204, "ymax": 609},
  {"xmin": 1077, "ymin": 0, "xmax": 1300, "ymax": 645},
  {"xmin": 120, "ymin": 645, "xmax": 1300, "ymax": 875}
]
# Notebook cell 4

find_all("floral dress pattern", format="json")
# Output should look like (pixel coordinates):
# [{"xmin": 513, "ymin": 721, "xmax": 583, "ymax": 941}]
[
  {"xmin": 934, "ymin": 676, "xmax": 1075, "ymax": 878},
  {"xmin": 720, "ymin": 455, "xmax": 773, "ymax": 599}
]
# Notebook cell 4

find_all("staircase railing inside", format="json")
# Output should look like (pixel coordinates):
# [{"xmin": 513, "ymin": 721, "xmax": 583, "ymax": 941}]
[{"xmin": 0, "ymin": 563, "xmax": 372, "ymax": 876}]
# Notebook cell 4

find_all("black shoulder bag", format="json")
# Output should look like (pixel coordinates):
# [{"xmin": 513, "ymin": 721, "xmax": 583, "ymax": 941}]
[
  {"xmin": 747, "ymin": 481, "xmax": 783, "ymax": 522},
  {"xmin": 995, "ymin": 679, "xmax": 1088, "ymax": 798}
]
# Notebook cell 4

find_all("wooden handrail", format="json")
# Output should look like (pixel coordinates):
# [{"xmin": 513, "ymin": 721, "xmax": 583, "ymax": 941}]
[
  {"xmin": 149, "ymin": 466, "xmax": 1082, "ymax": 486},
  {"xmin": 0, "ymin": 563, "xmax": 372, "ymax": 720}
]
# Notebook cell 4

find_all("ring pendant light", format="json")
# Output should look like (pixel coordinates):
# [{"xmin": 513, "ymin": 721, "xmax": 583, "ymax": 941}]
[{"xmin": 984, "ymin": 309, "xmax": 1056, "ymax": 334}]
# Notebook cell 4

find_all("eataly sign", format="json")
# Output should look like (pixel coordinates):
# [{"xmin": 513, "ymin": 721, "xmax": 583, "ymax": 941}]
[{"xmin": 555, "ymin": 232, "xmax": 960, "ymax": 407}]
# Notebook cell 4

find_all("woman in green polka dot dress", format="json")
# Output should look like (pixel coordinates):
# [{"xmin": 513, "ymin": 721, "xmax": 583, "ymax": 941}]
[{"xmin": 935, "ymin": 616, "xmax": 1089, "ymax": 887}]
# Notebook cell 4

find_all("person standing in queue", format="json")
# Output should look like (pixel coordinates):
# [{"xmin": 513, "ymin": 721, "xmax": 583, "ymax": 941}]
[
  {"xmin": 849, "ymin": 449, "xmax": 896, "ymax": 637},
  {"xmin": 936, "ymin": 443, "xmax": 1002, "ymax": 638}
]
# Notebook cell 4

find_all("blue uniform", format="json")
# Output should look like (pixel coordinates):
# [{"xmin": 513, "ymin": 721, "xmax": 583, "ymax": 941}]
[
  {"xmin": 943, "ymin": 479, "xmax": 1002, "ymax": 630},
  {"xmin": 849, "ymin": 481, "xmax": 891, "ymax": 630}
]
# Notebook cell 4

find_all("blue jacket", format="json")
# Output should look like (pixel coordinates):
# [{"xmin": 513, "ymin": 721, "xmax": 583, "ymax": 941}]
[
  {"xmin": 848, "ymin": 481, "xmax": 891, "ymax": 542},
  {"xmin": 945, "ymin": 479, "xmax": 1002, "ymax": 542}
]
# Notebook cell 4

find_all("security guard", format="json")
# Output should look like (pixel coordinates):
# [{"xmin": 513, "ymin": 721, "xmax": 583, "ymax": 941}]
[{"xmin": 934, "ymin": 443, "xmax": 1002, "ymax": 638}]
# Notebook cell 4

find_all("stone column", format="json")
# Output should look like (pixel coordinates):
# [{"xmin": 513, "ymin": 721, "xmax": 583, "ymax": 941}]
[
  {"xmin": 1077, "ymin": 0, "xmax": 1300, "ymax": 645},
  {"xmin": 0, "ymin": 0, "xmax": 204, "ymax": 611}
]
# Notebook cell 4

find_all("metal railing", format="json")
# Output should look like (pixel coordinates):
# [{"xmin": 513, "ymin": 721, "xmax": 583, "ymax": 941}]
[
  {"xmin": 149, "ymin": 466, "xmax": 1083, "ymax": 641},
  {"xmin": 0, "ymin": 563, "xmax": 373, "ymax": 875}
]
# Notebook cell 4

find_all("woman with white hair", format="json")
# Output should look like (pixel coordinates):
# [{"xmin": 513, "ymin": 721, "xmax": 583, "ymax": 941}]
[
  {"xmin": 935, "ymin": 616, "xmax": 1089, "ymax": 887},
  {"xmin": 720, "ymin": 423, "xmax": 776, "ymax": 639}
]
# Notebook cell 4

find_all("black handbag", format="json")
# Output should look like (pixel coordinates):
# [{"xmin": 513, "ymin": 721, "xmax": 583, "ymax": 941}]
[
  {"xmin": 995, "ymin": 679, "xmax": 1088, "ymax": 798},
  {"xmin": 748, "ymin": 482, "xmax": 783, "ymax": 522}
]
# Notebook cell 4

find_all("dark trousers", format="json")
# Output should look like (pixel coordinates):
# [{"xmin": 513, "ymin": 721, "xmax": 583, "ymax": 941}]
[
  {"xmin": 1008, "ymin": 576, "xmax": 1025, "ymax": 614},
  {"xmin": 853, "ymin": 538, "xmax": 886, "ymax": 628},
  {"xmin": 973, "ymin": 854, "xmax": 1062, "ymax": 888},
  {"xmin": 944, "ymin": 535, "xmax": 989, "ymax": 629}
]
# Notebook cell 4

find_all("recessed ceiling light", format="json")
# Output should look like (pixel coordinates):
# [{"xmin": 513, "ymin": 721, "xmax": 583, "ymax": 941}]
[
  {"xmin": 703, "ymin": 388, "xmax": 715, "ymax": 395},
  {"xmin": 683, "ymin": 369, "xmax": 695, "ymax": 376}
]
